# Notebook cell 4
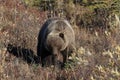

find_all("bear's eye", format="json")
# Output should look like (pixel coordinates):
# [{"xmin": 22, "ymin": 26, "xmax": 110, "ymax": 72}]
[{"xmin": 59, "ymin": 33, "xmax": 64, "ymax": 39}]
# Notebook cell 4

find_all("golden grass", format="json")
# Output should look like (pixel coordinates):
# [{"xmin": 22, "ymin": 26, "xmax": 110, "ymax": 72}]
[{"xmin": 0, "ymin": 0, "xmax": 120, "ymax": 80}]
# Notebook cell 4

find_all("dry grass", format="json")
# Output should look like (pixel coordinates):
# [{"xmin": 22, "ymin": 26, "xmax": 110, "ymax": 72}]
[{"xmin": 0, "ymin": 0, "xmax": 120, "ymax": 80}]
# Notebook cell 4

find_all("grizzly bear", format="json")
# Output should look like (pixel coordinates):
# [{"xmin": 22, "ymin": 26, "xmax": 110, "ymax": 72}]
[{"xmin": 37, "ymin": 18, "xmax": 75, "ymax": 68}]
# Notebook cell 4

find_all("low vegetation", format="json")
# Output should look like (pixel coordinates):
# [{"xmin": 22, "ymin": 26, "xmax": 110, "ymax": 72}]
[{"xmin": 0, "ymin": 0, "xmax": 120, "ymax": 80}]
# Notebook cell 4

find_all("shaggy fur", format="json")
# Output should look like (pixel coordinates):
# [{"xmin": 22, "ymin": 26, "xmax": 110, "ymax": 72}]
[{"xmin": 37, "ymin": 18, "xmax": 75, "ymax": 68}]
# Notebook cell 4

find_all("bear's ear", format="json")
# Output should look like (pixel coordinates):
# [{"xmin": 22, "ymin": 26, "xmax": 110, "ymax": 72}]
[{"xmin": 59, "ymin": 33, "xmax": 64, "ymax": 39}]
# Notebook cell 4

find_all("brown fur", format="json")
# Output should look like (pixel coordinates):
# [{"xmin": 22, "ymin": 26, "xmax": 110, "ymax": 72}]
[{"xmin": 37, "ymin": 18, "xmax": 75, "ymax": 68}]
